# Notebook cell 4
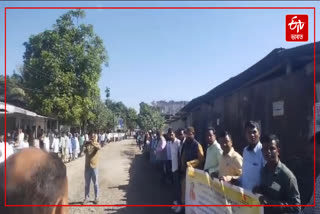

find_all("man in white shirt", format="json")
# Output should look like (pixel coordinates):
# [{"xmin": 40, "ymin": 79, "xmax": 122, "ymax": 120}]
[
  {"xmin": 156, "ymin": 131, "xmax": 168, "ymax": 183},
  {"xmin": 100, "ymin": 133, "xmax": 105, "ymax": 147},
  {"xmin": 43, "ymin": 134, "xmax": 50, "ymax": 152},
  {"xmin": 0, "ymin": 135, "xmax": 14, "ymax": 163},
  {"xmin": 60, "ymin": 133, "xmax": 66, "ymax": 162},
  {"xmin": 17, "ymin": 135, "xmax": 29, "ymax": 149},
  {"xmin": 17, "ymin": 129, "xmax": 24, "ymax": 147},
  {"xmin": 51, "ymin": 135, "xmax": 60, "ymax": 157},
  {"xmin": 168, "ymin": 129, "xmax": 182, "ymax": 213}
]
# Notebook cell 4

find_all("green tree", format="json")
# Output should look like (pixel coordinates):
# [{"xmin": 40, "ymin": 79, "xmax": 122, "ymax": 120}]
[
  {"xmin": 104, "ymin": 86, "xmax": 137, "ymax": 131},
  {"xmin": 138, "ymin": 102, "xmax": 165, "ymax": 131},
  {"xmin": 126, "ymin": 107, "xmax": 138, "ymax": 131},
  {"xmin": 0, "ymin": 72, "xmax": 27, "ymax": 108},
  {"xmin": 21, "ymin": 10, "xmax": 108, "ymax": 126},
  {"xmin": 88, "ymin": 99, "xmax": 114, "ymax": 132}
]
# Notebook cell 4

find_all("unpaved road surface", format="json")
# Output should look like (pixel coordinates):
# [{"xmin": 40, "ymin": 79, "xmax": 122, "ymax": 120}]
[{"xmin": 67, "ymin": 138, "xmax": 177, "ymax": 214}]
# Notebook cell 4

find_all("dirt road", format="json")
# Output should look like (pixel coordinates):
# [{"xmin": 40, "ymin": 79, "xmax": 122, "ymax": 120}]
[{"xmin": 67, "ymin": 138, "xmax": 177, "ymax": 214}]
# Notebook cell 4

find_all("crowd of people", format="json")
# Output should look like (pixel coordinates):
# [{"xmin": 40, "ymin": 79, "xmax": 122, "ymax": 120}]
[
  {"xmin": 136, "ymin": 120, "xmax": 320, "ymax": 214},
  {"xmin": 0, "ymin": 130, "xmax": 105, "ymax": 214},
  {"xmin": 0, "ymin": 128, "xmax": 124, "ymax": 164},
  {"xmin": 0, "ymin": 122, "xmax": 319, "ymax": 214}
]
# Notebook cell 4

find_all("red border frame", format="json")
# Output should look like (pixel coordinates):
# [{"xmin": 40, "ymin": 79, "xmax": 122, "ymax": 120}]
[{"xmin": 4, "ymin": 6, "xmax": 316, "ymax": 208}]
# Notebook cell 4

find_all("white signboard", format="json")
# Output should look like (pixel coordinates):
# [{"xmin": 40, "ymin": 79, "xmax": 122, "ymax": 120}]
[
  {"xmin": 185, "ymin": 168, "xmax": 263, "ymax": 214},
  {"xmin": 273, "ymin": 101, "xmax": 284, "ymax": 117}
]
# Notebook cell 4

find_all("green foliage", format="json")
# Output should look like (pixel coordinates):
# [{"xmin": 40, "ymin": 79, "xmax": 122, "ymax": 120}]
[
  {"xmin": 104, "ymin": 86, "xmax": 138, "ymax": 131},
  {"xmin": 105, "ymin": 100, "xmax": 136, "ymax": 131},
  {"xmin": 22, "ymin": 10, "xmax": 108, "ymax": 125},
  {"xmin": 138, "ymin": 102, "xmax": 165, "ymax": 131},
  {"xmin": 0, "ymin": 72, "xmax": 27, "ymax": 108},
  {"xmin": 126, "ymin": 107, "xmax": 138, "ymax": 130},
  {"xmin": 87, "ymin": 99, "xmax": 114, "ymax": 132}
]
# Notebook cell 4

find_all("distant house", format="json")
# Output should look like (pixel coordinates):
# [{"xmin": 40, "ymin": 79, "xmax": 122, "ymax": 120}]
[
  {"xmin": 151, "ymin": 100, "xmax": 188, "ymax": 122},
  {"xmin": 167, "ymin": 42, "xmax": 320, "ymax": 204},
  {"xmin": 0, "ymin": 102, "xmax": 58, "ymax": 137}
]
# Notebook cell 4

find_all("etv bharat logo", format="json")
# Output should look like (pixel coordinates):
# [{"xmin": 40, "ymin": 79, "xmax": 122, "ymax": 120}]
[{"xmin": 286, "ymin": 15, "xmax": 308, "ymax": 42}]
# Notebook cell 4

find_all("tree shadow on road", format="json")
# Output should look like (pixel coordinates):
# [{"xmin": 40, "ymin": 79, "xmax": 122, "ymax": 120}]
[{"xmin": 103, "ymin": 150, "xmax": 175, "ymax": 214}]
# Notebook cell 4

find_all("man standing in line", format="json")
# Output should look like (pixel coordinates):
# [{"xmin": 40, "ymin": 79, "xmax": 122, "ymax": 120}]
[
  {"xmin": 217, "ymin": 131, "xmax": 243, "ymax": 182},
  {"xmin": 78, "ymin": 133, "xmax": 85, "ymax": 157},
  {"xmin": 51, "ymin": 133, "xmax": 60, "ymax": 158},
  {"xmin": 0, "ymin": 135, "xmax": 14, "ymax": 163},
  {"xmin": 167, "ymin": 129, "xmax": 182, "ymax": 213},
  {"xmin": 180, "ymin": 127, "xmax": 204, "ymax": 205},
  {"xmin": 17, "ymin": 128, "xmax": 24, "ymax": 148},
  {"xmin": 231, "ymin": 121, "xmax": 265, "ymax": 191},
  {"xmin": 176, "ymin": 128, "xmax": 186, "ymax": 157},
  {"xmin": 253, "ymin": 134, "xmax": 301, "ymax": 214},
  {"xmin": 156, "ymin": 130, "xmax": 168, "ymax": 183},
  {"xmin": 83, "ymin": 132, "xmax": 101, "ymax": 205},
  {"xmin": 203, "ymin": 127, "xmax": 222, "ymax": 178}
]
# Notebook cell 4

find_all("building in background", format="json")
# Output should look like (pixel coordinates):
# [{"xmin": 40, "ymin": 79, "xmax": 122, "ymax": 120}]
[
  {"xmin": 167, "ymin": 42, "xmax": 320, "ymax": 204},
  {"xmin": 0, "ymin": 102, "xmax": 57, "ymax": 137},
  {"xmin": 151, "ymin": 100, "xmax": 188, "ymax": 122}
]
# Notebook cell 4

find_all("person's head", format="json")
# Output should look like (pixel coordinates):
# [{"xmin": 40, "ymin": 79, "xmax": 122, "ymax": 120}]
[
  {"xmin": 206, "ymin": 127, "xmax": 216, "ymax": 145},
  {"xmin": 186, "ymin": 127, "xmax": 195, "ymax": 140},
  {"xmin": 175, "ymin": 128, "xmax": 185, "ymax": 141},
  {"xmin": 167, "ymin": 129, "xmax": 175, "ymax": 142},
  {"xmin": 0, "ymin": 148, "xmax": 68, "ymax": 214},
  {"xmin": 218, "ymin": 131, "xmax": 233, "ymax": 154},
  {"xmin": 244, "ymin": 121, "xmax": 261, "ymax": 147},
  {"xmin": 261, "ymin": 134, "xmax": 280, "ymax": 164},
  {"xmin": 18, "ymin": 129, "xmax": 22, "ymax": 134},
  {"xmin": 0, "ymin": 135, "xmax": 4, "ymax": 143}
]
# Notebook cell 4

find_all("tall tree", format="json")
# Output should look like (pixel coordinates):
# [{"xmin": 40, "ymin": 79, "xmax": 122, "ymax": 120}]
[
  {"xmin": 138, "ymin": 102, "xmax": 165, "ymax": 131},
  {"xmin": 22, "ymin": 10, "xmax": 108, "ymax": 126},
  {"xmin": 126, "ymin": 107, "xmax": 138, "ymax": 131},
  {"xmin": 88, "ymin": 99, "xmax": 114, "ymax": 132}
]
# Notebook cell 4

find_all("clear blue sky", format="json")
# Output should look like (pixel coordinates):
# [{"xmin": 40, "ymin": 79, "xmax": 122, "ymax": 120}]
[{"xmin": 1, "ymin": 1, "xmax": 319, "ymax": 111}]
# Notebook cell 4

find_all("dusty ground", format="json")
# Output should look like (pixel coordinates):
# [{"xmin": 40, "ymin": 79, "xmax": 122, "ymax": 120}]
[{"xmin": 67, "ymin": 138, "xmax": 178, "ymax": 214}]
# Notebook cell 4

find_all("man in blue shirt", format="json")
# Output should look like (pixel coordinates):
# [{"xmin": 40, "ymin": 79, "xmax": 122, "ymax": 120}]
[{"xmin": 231, "ymin": 120, "xmax": 265, "ymax": 191}]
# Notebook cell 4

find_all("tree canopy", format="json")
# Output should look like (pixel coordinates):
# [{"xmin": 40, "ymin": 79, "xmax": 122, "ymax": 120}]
[
  {"xmin": 0, "ymin": 72, "xmax": 27, "ymax": 108},
  {"xmin": 6, "ymin": 9, "xmax": 160, "ymax": 133},
  {"xmin": 22, "ymin": 9, "xmax": 108, "ymax": 126},
  {"xmin": 104, "ymin": 86, "xmax": 138, "ymax": 131},
  {"xmin": 138, "ymin": 102, "xmax": 165, "ymax": 131}
]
